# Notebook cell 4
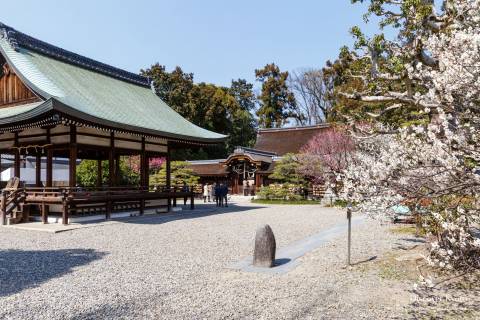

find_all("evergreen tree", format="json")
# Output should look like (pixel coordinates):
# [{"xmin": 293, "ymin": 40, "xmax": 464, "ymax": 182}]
[
  {"xmin": 140, "ymin": 64, "xmax": 194, "ymax": 117},
  {"xmin": 255, "ymin": 63, "xmax": 297, "ymax": 128},
  {"xmin": 268, "ymin": 153, "xmax": 305, "ymax": 185},
  {"xmin": 229, "ymin": 79, "xmax": 256, "ymax": 111},
  {"xmin": 150, "ymin": 161, "xmax": 199, "ymax": 186},
  {"xmin": 142, "ymin": 64, "xmax": 257, "ymax": 158},
  {"xmin": 76, "ymin": 158, "xmax": 139, "ymax": 187}
]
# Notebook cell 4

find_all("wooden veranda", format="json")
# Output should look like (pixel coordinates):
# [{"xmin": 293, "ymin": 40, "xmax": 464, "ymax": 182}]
[
  {"xmin": 0, "ymin": 125, "xmax": 197, "ymax": 225},
  {"xmin": 1, "ymin": 185, "xmax": 195, "ymax": 226}
]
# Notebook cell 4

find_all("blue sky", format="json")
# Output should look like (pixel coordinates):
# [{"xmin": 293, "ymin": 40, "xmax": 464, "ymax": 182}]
[{"xmin": 1, "ymin": 0, "xmax": 381, "ymax": 87}]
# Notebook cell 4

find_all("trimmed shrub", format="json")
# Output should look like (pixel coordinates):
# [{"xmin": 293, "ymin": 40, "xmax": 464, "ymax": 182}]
[{"xmin": 257, "ymin": 183, "xmax": 304, "ymax": 201}]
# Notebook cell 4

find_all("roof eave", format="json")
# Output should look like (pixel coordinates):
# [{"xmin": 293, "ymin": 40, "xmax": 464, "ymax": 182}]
[
  {"xmin": 56, "ymin": 98, "xmax": 227, "ymax": 143},
  {"xmin": 0, "ymin": 98, "xmax": 226, "ymax": 144}
]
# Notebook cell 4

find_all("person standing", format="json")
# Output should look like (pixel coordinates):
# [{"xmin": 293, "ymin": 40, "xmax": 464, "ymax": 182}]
[
  {"xmin": 222, "ymin": 183, "xmax": 229, "ymax": 207},
  {"xmin": 203, "ymin": 183, "xmax": 209, "ymax": 203},
  {"xmin": 207, "ymin": 183, "xmax": 212, "ymax": 202},
  {"xmin": 218, "ymin": 183, "xmax": 224, "ymax": 207}
]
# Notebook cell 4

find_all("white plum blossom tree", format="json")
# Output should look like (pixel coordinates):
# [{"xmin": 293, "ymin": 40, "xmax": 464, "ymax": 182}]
[{"xmin": 335, "ymin": 0, "xmax": 480, "ymax": 270}]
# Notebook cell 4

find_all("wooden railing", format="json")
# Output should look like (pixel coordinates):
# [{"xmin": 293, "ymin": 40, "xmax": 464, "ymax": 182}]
[
  {"xmin": 1, "ymin": 185, "xmax": 195, "ymax": 226},
  {"xmin": 0, "ymin": 188, "xmax": 26, "ymax": 225}
]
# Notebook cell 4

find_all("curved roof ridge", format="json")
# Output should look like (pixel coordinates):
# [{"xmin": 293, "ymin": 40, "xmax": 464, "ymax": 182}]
[{"xmin": 0, "ymin": 22, "xmax": 150, "ymax": 87}]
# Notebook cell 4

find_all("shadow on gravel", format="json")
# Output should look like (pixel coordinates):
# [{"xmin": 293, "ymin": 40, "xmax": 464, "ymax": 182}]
[
  {"xmin": 121, "ymin": 203, "xmax": 265, "ymax": 225},
  {"xmin": 398, "ymin": 237, "xmax": 426, "ymax": 244},
  {"xmin": 351, "ymin": 256, "xmax": 377, "ymax": 266},
  {"xmin": 0, "ymin": 249, "xmax": 106, "ymax": 297},
  {"xmin": 274, "ymin": 258, "xmax": 292, "ymax": 266}
]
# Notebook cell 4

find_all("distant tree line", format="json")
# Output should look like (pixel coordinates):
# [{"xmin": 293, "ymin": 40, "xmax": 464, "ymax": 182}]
[{"xmin": 140, "ymin": 62, "xmax": 335, "ymax": 159}]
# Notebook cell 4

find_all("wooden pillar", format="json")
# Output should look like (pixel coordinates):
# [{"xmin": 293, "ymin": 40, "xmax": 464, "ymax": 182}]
[
  {"xmin": 46, "ymin": 128, "xmax": 52, "ymax": 188},
  {"xmin": 35, "ymin": 154, "xmax": 41, "ymax": 187},
  {"xmin": 62, "ymin": 196, "xmax": 69, "ymax": 225},
  {"xmin": 41, "ymin": 202, "xmax": 49, "ymax": 224},
  {"xmin": 145, "ymin": 155, "xmax": 149, "ymax": 189},
  {"xmin": 115, "ymin": 154, "xmax": 120, "ymax": 186},
  {"xmin": 166, "ymin": 144, "xmax": 171, "ymax": 211},
  {"xmin": 43, "ymin": 130, "xmax": 52, "ymax": 223},
  {"xmin": 108, "ymin": 133, "xmax": 115, "ymax": 218},
  {"xmin": 139, "ymin": 137, "xmax": 147, "ymax": 215},
  {"xmin": 140, "ymin": 137, "xmax": 146, "ymax": 188},
  {"xmin": 46, "ymin": 150, "xmax": 53, "ymax": 188},
  {"xmin": 13, "ymin": 132, "xmax": 20, "ymax": 178},
  {"xmin": 106, "ymin": 190, "xmax": 111, "ymax": 220},
  {"xmin": 69, "ymin": 148, "xmax": 77, "ymax": 187},
  {"xmin": 255, "ymin": 171, "xmax": 261, "ymax": 194},
  {"xmin": 108, "ymin": 132, "xmax": 114, "ymax": 187},
  {"xmin": 69, "ymin": 125, "xmax": 77, "ymax": 188},
  {"xmin": 1, "ymin": 190, "xmax": 6, "ymax": 225},
  {"xmin": 166, "ymin": 145, "xmax": 171, "ymax": 189},
  {"xmin": 97, "ymin": 159, "xmax": 102, "ymax": 187}
]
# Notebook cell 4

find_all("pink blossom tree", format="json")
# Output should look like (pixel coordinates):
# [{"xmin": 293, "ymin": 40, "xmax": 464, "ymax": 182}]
[
  {"xmin": 149, "ymin": 157, "xmax": 165, "ymax": 172},
  {"xmin": 299, "ymin": 127, "xmax": 355, "ymax": 190},
  {"xmin": 125, "ymin": 156, "xmax": 165, "ymax": 174}
]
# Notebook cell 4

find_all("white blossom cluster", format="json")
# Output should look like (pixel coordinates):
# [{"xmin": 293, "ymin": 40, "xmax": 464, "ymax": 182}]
[{"xmin": 340, "ymin": 0, "xmax": 480, "ymax": 270}]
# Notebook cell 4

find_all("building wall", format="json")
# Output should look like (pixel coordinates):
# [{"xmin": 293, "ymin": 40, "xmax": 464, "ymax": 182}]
[{"xmin": 0, "ymin": 60, "xmax": 40, "ymax": 107}]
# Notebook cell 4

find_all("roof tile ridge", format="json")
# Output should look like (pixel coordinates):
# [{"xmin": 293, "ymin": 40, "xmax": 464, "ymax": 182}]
[{"xmin": 0, "ymin": 22, "xmax": 150, "ymax": 87}]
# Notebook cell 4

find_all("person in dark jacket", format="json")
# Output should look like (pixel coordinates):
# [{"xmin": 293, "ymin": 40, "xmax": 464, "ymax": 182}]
[
  {"xmin": 222, "ymin": 183, "xmax": 228, "ymax": 207},
  {"xmin": 214, "ymin": 183, "xmax": 220, "ymax": 206}
]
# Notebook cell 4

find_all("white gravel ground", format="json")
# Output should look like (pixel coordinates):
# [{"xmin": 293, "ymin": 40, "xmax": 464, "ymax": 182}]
[{"xmin": 0, "ymin": 202, "xmax": 418, "ymax": 319}]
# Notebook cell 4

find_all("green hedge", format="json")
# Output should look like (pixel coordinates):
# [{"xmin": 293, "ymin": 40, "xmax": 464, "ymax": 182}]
[{"xmin": 257, "ymin": 183, "xmax": 304, "ymax": 201}]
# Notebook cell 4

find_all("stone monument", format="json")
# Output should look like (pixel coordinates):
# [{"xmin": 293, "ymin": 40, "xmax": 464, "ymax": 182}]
[{"xmin": 253, "ymin": 224, "xmax": 276, "ymax": 267}]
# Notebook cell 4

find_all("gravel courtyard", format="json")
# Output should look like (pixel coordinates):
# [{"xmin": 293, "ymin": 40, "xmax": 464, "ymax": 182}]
[{"xmin": 0, "ymin": 202, "xmax": 419, "ymax": 319}]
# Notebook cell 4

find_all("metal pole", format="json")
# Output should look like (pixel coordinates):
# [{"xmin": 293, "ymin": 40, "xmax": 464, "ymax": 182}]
[{"xmin": 347, "ymin": 204, "xmax": 352, "ymax": 266}]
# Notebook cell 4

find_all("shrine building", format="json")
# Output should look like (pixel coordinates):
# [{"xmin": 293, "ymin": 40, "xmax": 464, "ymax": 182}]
[{"xmin": 0, "ymin": 22, "xmax": 225, "ymax": 225}]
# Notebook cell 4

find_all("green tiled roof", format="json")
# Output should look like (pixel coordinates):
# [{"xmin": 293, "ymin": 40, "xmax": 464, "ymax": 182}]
[{"xmin": 0, "ymin": 27, "xmax": 226, "ymax": 143}]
